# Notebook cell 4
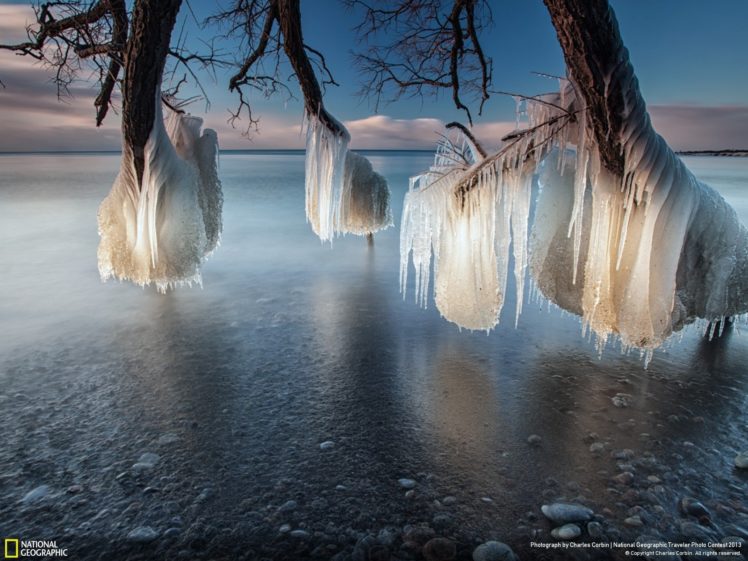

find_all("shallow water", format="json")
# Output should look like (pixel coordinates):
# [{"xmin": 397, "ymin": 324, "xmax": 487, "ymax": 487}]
[{"xmin": 0, "ymin": 152, "xmax": 747, "ymax": 560}]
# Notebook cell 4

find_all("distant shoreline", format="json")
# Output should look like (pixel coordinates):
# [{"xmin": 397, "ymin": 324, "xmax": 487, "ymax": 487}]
[
  {"xmin": 0, "ymin": 148, "xmax": 435, "ymax": 156},
  {"xmin": 677, "ymin": 149, "xmax": 748, "ymax": 157}
]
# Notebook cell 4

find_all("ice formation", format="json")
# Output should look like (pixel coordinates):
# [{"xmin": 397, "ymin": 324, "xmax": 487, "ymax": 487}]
[
  {"xmin": 401, "ymin": 79, "xmax": 748, "ymax": 351},
  {"xmin": 305, "ymin": 114, "xmax": 392, "ymax": 240},
  {"xmin": 339, "ymin": 151, "xmax": 393, "ymax": 235},
  {"xmin": 97, "ymin": 98, "xmax": 223, "ymax": 292}
]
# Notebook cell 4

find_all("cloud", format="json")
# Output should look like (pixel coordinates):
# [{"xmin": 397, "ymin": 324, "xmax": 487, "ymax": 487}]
[{"xmin": 649, "ymin": 104, "xmax": 748, "ymax": 151}]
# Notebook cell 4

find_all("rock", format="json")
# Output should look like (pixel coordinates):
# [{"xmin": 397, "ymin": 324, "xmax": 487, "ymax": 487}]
[
  {"xmin": 398, "ymin": 478, "xmax": 416, "ymax": 489},
  {"xmin": 589, "ymin": 442, "xmax": 605, "ymax": 453},
  {"xmin": 158, "ymin": 433, "xmax": 180, "ymax": 445},
  {"xmin": 613, "ymin": 472, "xmax": 635, "ymax": 485},
  {"xmin": 472, "ymin": 541, "xmax": 518, "ymax": 561},
  {"xmin": 163, "ymin": 528, "xmax": 181, "ymax": 539},
  {"xmin": 21, "ymin": 485, "xmax": 51, "ymax": 504},
  {"xmin": 278, "ymin": 499, "xmax": 298, "ymax": 513},
  {"xmin": 442, "ymin": 496, "xmax": 457, "ymax": 506},
  {"xmin": 320, "ymin": 440, "xmax": 335, "ymax": 450},
  {"xmin": 734, "ymin": 452, "xmax": 748, "ymax": 469},
  {"xmin": 587, "ymin": 521, "xmax": 603, "ymax": 538},
  {"xmin": 137, "ymin": 452, "xmax": 160, "ymax": 467},
  {"xmin": 335, "ymin": 485, "xmax": 347, "ymax": 491},
  {"xmin": 66, "ymin": 484, "xmax": 83, "ymax": 494},
  {"xmin": 679, "ymin": 521, "xmax": 712, "ymax": 541},
  {"xmin": 679, "ymin": 497, "xmax": 710, "ymax": 518},
  {"xmin": 127, "ymin": 527, "xmax": 159, "ymax": 543},
  {"xmin": 423, "ymin": 538, "xmax": 456, "ymax": 561},
  {"xmin": 290, "ymin": 529, "xmax": 310, "ymax": 539},
  {"xmin": 624, "ymin": 516, "xmax": 643, "ymax": 527},
  {"xmin": 551, "ymin": 524, "xmax": 582, "ymax": 540},
  {"xmin": 611, "ymin": 393, "xmax": 632, "ymax": 408},
  {"xmin": 541, "ymin": 503, "xmax": 594, "ymax": 524},
  {"xmin": 279, "ymin": 524, "xmax": 291, "ymax": 534},
  {"xmin": 527, "ymin": 434, "xmax": 542, "ymax": 446}
]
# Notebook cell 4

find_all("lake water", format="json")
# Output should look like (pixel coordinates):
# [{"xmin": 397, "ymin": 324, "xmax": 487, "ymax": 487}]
[{"xmin": 1, "ymin": 152, "xmax": 747, "ymax": 560}]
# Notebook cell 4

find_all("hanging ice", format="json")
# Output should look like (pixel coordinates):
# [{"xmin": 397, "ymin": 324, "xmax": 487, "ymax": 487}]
[
  {"xmin": 339, "ymin": 151, "xmax": 393, "ymax": 235},
  {"xmin": 97, "ymin": 98, "xmax": 223, "ymax": 292},
  {"xmin": 401, "ymin": 78, "xmax": 748, "ymax": 351},
  {"xmin": 304, "ymin": 113, "xmax": 392, "ymax": 240}
]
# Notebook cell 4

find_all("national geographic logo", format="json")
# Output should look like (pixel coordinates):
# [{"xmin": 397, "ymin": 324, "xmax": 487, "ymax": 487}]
[{"xmin": 3, "ymin": 539, "xmax": 68, "ymax": 558}]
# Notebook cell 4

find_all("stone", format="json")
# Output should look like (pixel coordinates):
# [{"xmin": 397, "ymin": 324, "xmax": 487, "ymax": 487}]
[
  {"xmin": 278, "ymin": 500, "xmax": 298, "ymax": 513},
  {"xmin": 679, "ymin": 497, "xmax": 710, "ymax": 518},
  {"xmin": 527, "ymin": 434, "xmax": 542, "ymax": 446},
  {"xmin": 472, "ymin": 541, "xmax": 518, "ymax": 561},
  {"xmin": 734, "ymin": 452, "xmax": 748, "ymax": 469},
  {"xmin": 541, "ymin": 503, "xmax": 594, "ymax": 524},
  {"xmin": 21, "ymin": 485, "xmax": 51, "ymax": 504},
  {"xmin": 423, "ymin": 537, "xmax": 456, "ymax": 561},
  {"xmin": 551, "ymin": 524, "xmax": 582, "ymax": 540},
  {"xmin": 290, "ymin": 529, "xmax": 310, "ymax": 539},
  {"xmin": 587, "ymin": 521, "xmax": 603, "ymax": 538},
  {"xmin": 398, "ymin": 478, "xmax": 416, "ymax": 489},
  {"xmin": 624, "ymin": 516, "xmax": 643, "ymax": 527},
  {"xmin": 320, "ymin": 441, "xmax": 335, "ymax": 450},
  {"xmin": 127, "ymin": 527, "xmax": 159, "ymax": 543},
  {"xmin": 613, "ymin": 472, "xmax": 635, "ymax": 485}
]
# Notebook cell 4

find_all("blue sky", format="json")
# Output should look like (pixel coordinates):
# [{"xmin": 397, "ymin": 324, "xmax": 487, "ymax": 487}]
[{"xmin": 1, "ymin": 0, "xmax": 747, "ymax": 150}]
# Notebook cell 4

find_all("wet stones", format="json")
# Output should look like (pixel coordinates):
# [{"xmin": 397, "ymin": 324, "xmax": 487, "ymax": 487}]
[
  {"xmin": 319, "ymin": 440, "xmax": 335, "ymax": 450},
  {"xmin": 541, "ymin": 503, "xmax": 594, "ymax": 524},
  {"xmin": 132, "ymin": 452, "xmax": 160, "ymax": 472},
  {"xmin": 398, "ymin": 478, "xmax": 416, "ymax": 489},
  {"xmin": 472, "ymin": 541, "xmax": 518, "ymax": 561},
  {"xmin": 278, "ymin": 500, "xmax": 298, "ymax": 513},
  {"xmin": 551, "ymin": 523, "xmax": 582, "ymax": 540}
]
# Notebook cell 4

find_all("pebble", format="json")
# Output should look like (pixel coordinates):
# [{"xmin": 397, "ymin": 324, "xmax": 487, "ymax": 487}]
[
  {"xmin": 735, "ymin": 452, "xmax": 748, "ymax": 469},
  {"xmin": 527, "ymin": 434, "xmax": 542, "ymax": 446},
  {"xmin": 541, "ymin": 503, "xmax": 594, "ymax": 523},
  {"xmin": 624, "ymin": 516, "xmax": 643, "ymax": 527},
  {"xmin": 320, "ymin": 440, "xmax": 335, "ymax": 450},
  {"xmin": 423, "ymin": 537, "xmax": 456, "ymax": 561},
  {"xmin": 21, "ymin": 485, "xmax": 51, "ymax": 504},
  {"xmin": 398, "ymin": 478, "xmax": 416, "ymax": 489},
  {"xmin": 551, "ymin": 524, "xmax": 582, "ymax": 540},
  {"xmin": 442, "ymin": 496, "xmax": 457, "ymax": 506},
  {"xmin": 679, "ymin": 497, "xmax": 710, "ymax": 518},
  {"xmin": 611, "ymin": 393, "xmax": 631, "ymax": 408},
  {"xmin": 127, "ymin": 526, "xmax": 159, "ymax": 543},
  {"xmin": 278, "ymin": 499, "xmax": 298, "ymax": 513},
  {"xmin": 279, "ymin": 524, "xmax": 291, "ymax": 534},
  {"xmin": 613, "ymin": 471, "xmax": 635, "ymax": 485},
  {"xmin": 589, "ymin": 442, "xmax": 605, "ymax": 453},
  {"xmin": 163, "ymin": 528, "xmax": 181, "ymax": 539},
  {"xmin": 290, "ymin": 529, "xmax": 310, "ymax": 539},
  {"xmin": 472, "ymin": 541, "xmax": 518, "ymax": 561}
]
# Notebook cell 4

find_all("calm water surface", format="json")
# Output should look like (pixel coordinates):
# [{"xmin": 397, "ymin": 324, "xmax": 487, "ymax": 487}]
[{"xmin": 0, "ymin": 152, "xmax": 747, "ymax": 559}]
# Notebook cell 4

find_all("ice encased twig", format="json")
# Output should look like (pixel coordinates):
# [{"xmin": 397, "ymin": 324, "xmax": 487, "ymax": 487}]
[
  {"xmin": 304, "ymin": 114, "xmax": 392, "ymax": 240},
  {"xmin": 97, "ymin": 100, "xmax": 223, "ymax": 292}
]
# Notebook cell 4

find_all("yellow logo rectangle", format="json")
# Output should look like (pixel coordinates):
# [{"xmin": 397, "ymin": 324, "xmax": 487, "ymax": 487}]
[{"xmin": 4, "ymin": 539, "xmax": 19, "ymax": 559}]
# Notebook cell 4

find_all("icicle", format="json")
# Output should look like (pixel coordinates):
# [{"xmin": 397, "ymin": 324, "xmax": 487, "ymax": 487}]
[
  {"xmin": 97, "ymin": 96, "xmax": 223, "ymax": 292},
  {"xmin": 304, "ymin": 113, "xmax": 350, "ymax": 242},
  {"xmin": 304, "ymin": 113, "xmax": 392, "ymax": 241}
]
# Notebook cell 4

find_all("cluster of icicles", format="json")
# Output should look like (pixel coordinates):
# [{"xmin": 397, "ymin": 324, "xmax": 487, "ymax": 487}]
[
  {"xmin": 97, "ymin": 97, "xmax": 223, "ymax": 292},
  {"xmin": 96, "ymin": 103, "xmax": 392, "ymax": 292},
  {"xmin": 400, "ymin": 79, "xmax": 748, "ymax": 356},
  {"xmin": 304, "ymin": 113, "xmax": 393, "ymax": 241}
]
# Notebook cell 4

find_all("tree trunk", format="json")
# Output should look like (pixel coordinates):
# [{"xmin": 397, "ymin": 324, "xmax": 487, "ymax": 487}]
[
  {"xmin": 543, "ymin": 0, "xmax": 648, "ymax": 178},
  {"xmin": 121, "ymin": 0, "xmax": 183, "ymax": 184}
]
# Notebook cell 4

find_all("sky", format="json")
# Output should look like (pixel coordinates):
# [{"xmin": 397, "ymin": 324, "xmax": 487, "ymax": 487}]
[{"xmin": 0, "ymin": 0, "xmax": 747, "ymax": 151}]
